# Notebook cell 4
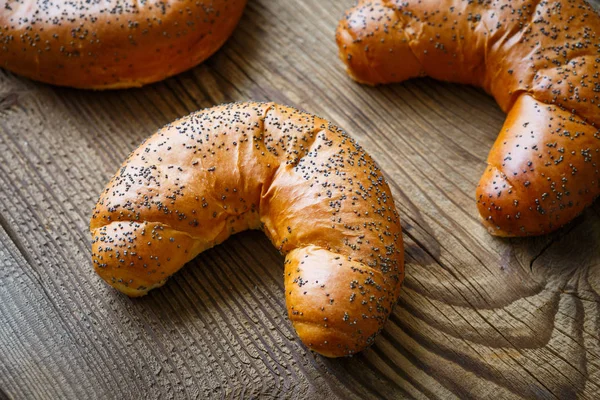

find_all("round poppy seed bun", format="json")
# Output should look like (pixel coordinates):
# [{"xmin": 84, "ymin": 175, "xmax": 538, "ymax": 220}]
[
  {"xmin": 337, "ymin": 0, "xmax": 600, "ymax": 237},
  {"xmin": 90, "ymin": 102, "xmax": 404, "ymax": 357},
  {"xmin": 0, "ymin": 0, "xmax": 247, "ymax": 89}
]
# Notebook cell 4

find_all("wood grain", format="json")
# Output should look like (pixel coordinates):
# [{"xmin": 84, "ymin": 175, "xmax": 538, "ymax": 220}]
[{"xmin": 1, "ymin": 0, "xmax": 600, "ymax": 398}]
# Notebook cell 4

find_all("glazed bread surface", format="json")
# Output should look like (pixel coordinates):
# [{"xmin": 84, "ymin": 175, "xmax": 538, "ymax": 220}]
[
  {"xmin": 91, "ymin": 102, "xmax": 405, "ymax": 357},
  {"xmin": 337, "ymin": 0, "xmax": 600, "ymax": 236},
  {"xmin": 0, "ymin": 0, "xmax": 247, "ymax": 88}
]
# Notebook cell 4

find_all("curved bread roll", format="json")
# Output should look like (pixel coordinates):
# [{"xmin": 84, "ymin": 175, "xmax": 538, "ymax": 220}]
[
  {"xmin": 91, "ymin": 102, "xmax": 404, "ymax": 357},
  {"xmin": 0, "ymin": 0, "xmax": 246, "ymax": 89},
  {"xmin": 337, "ymin": 0, "xmax": 600, "ymax": 236}
]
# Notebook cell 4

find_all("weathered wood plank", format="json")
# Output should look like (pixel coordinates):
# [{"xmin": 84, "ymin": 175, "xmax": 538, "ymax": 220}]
[{"xmin": 1, "ymin": 0, "xmax": 600, "ymax": 398}]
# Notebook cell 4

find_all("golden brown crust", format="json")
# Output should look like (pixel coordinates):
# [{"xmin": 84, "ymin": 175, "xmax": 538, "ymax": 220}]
[
  {"xmin": 90, "ymin": 102, "xmax": 404, "ymax": 357},
  {"xmin": 337, "ymin": 0, "xmax": 600, "ymax": 236},
  {"xmin": 0, "ymin": 0, "xmax": 247, "ymax": 89}
]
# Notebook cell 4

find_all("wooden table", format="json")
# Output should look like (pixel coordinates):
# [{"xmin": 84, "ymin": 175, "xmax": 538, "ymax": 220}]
[{"xmin": 1, "ymin": 0, "xmax": 599, "ymax": 398}]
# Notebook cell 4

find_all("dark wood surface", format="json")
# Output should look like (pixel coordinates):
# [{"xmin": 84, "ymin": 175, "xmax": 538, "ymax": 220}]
[{"xmin": 1, "ymin": 0, "xmax": 600, "ymax": 398}]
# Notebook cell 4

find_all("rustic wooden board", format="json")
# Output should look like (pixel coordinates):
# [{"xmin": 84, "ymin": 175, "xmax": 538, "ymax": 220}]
[{"xmin": 1, "ymin": 0, "xmax": 600, "ymax": 398}]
